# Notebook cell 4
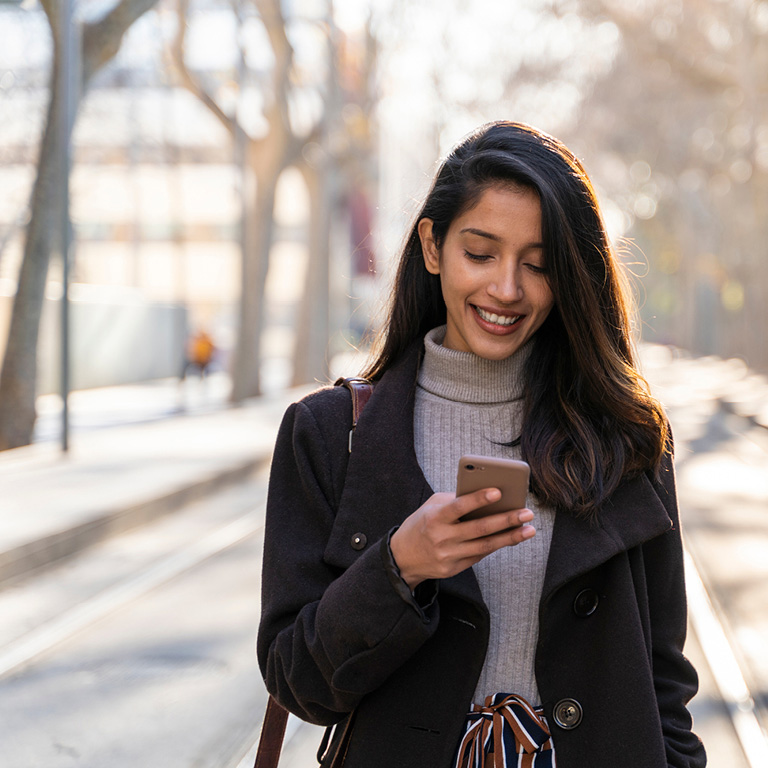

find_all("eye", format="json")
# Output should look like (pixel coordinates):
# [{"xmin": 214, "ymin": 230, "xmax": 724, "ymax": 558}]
[
  {"xmin": 464, "ymin": 250, "xmax": 492, "ymax": 263},
  {"xmin": 525, "ymin": 263, "xmax": 548, "ymax": 274}
]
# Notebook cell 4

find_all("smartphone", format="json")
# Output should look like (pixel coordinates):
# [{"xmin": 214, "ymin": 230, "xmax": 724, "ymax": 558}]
[{"xmin": 456, "ymin": 455, "xmax": 530, "ymax": 520}]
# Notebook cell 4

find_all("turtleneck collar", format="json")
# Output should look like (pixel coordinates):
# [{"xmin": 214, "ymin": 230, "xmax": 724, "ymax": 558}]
[{"xmin": 417, "ymin": 325, "xmax": 531, "ymax": 404}]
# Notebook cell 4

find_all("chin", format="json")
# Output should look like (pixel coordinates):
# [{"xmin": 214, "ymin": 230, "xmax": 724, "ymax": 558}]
[{"xmin": 472, "ymin": 340, "xmax": 524, "ymax": 361}]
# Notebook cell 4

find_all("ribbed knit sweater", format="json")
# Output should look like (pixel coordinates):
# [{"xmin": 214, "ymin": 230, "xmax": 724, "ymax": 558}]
[{"xmin": 414, "ymin": 326, "xmax": 555, "ymax": 707}]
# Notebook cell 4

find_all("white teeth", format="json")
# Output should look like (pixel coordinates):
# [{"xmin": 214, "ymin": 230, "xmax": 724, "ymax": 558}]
[{"xmin": 476, "ymin": 306, "xmax": 520, "ymax": 326}]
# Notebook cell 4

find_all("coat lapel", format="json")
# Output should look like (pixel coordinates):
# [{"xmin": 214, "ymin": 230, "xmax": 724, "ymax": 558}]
[
  {"xmin": 339, "ymin": 339, "xmax": 430, "ymax": 530},
  {"xmin": 541, "ymin": 471, "xmax": 673, "ymax": 603}
]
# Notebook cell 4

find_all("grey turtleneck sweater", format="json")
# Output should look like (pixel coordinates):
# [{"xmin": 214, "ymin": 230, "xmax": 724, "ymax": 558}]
[{"xmin": 414, "ymin": 325, "xmax": 555, "ymax": 707}]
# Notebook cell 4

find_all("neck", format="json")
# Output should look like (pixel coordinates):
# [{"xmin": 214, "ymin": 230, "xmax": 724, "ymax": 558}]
[{"xmin": 417, "ymin": 326, "xmax": 531, "ymax": 404}]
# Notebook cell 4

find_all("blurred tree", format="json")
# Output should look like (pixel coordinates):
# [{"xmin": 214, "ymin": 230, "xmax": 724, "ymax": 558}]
[
  {"xmin": 291, "ymin": 10, "xmax": 379, "ymax": 386},
  {"xmin": 573, "ymin": 0, "xmax": 768, "ymax": 370},
  {"xmin": 173, "ymin": 0, "xmax": 378, "ymax": 393},
  {"xmin": 0, "ymin": 0, "xmax": 161, "ymax": 451},
  {"xmin": 289, "ymin": 11, "xmax": 341, "ymax": 389},
  {"xmin": 173, "ymin": 0, "xmax": 316, "ymax": 398}
]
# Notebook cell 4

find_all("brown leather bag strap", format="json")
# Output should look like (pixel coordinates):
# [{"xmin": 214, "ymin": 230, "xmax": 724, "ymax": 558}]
[
  {"xmin": 334, "ymin": 377, "xmax": 374, "ymax": 453},
  {"xmin": 254, "ymin": 696, "xmax": 289, "ymax": 768},
  {"xmin": 317, "ymin": 711, "xmax": 357, "ymax": 767},
  {"xmin": 255, "ymin": 378, "xmax": 373, "ymax": 768}
]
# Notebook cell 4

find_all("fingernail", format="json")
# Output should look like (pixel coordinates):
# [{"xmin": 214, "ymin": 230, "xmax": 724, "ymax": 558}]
[
  {"xmin": 521, "ymin": 525, "xmax": 536, "ymax": 539},
  {"xmin": 486, "ymin": 489, "xmax": 501, "ymax": 501},
  {"xmin": 519, "ymin": 510, "xmax": 534, "ymax": 522}
]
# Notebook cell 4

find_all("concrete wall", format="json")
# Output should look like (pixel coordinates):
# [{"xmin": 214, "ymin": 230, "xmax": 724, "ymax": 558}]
[{"xmin": 0, "ymin": 289, "xmax": 188, "ymax": 395}]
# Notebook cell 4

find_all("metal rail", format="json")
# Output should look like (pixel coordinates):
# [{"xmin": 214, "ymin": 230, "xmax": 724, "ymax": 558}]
[
  {"xmin": 0, "ymin": 514, "xmax": 261, "ymax": 680},
  {"xmin": 684, "ymin": 547, "xmax": 768, "ymax": 768}
]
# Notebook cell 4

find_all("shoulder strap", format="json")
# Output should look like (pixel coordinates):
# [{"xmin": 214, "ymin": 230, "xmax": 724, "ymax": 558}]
[
  {"xmin": 253, "ymin": 696, "xmax": 289, "ymax": 768},
  {"xmin": 334, "ymin": 376, "xmax": 374, "ymax": 453}
]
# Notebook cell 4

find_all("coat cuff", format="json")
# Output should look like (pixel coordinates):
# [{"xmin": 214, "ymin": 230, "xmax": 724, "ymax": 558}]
[{"xmin": 384, "ymin": 527, "xmax": 439, "ymax": 622}]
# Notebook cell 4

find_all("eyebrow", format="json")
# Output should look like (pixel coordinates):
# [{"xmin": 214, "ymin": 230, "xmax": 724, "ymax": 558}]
[{"xmin": 460, "ymin": 227, "xmax": 544, "ymax": 249}]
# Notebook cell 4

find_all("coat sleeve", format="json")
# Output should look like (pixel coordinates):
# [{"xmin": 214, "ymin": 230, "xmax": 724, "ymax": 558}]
[
  {"xmin": 257, "ymin": 395, "xmax": 440, "ymax": 725},
  {"xmin": 644, "ymin": 446, "xmax": 707, "ymax": 767}
]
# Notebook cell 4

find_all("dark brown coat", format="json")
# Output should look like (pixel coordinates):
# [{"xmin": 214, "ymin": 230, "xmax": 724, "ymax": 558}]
[{"xmin": 257, "ymin": 340, "xmax": 706, "ymax": 767}]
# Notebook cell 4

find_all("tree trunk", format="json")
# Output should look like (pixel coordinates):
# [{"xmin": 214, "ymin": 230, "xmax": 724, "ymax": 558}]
[
  {"xmin": 292, "ymin": 158, "xmax": 333, "ymax": 386},
  {"xmin": 229, "ymin": 162, "xmax": 279, "ymax": 402},
  {"xmin": 0, "ymin": 55, "xmax": 66, "ymax": 450},
  {"xmin": 0, "ymin": 0, "xmax": 160, "ymax": 451}
]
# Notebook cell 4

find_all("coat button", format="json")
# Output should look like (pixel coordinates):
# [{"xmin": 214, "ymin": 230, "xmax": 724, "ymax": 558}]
[
  {"xmin": 553, "ymin": 698, "xmax": 583, "ymax": 730},
  {"xmin": 350, "ymin": 532, "xmax": 367, "ymax": 551},
  {"xmin": 573, "ymin": 588, "xmax": 599, "ymax": 617}
]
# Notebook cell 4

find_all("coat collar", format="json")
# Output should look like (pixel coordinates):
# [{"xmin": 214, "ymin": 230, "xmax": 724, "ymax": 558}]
[
  {"xmin": 328, "ymin": 338, "xmax": 433, "ymax": 559},
  {"xmin": 332, "ymin": 334, "xmax": 672, "ymax": 606},
  {"xmin": 541, "ymin": 472, "xmax": 672, "ymax": 604},
  {"xmin": 343, "ymin": 336, "xmax": 431, "ymax": 526}
]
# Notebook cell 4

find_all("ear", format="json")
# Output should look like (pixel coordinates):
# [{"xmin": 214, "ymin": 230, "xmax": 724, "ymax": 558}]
[{"xmin": 418, "ymin": 218, "xmax": 441, "ymax": 275}]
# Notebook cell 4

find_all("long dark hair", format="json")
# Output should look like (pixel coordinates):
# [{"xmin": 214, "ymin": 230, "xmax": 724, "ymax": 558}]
[{"xmin": 363, "ymin": 121, "xmax": 668, "ymax": 516}]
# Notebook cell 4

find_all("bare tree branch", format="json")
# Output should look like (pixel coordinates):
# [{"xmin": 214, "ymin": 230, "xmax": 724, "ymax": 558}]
[
  {"xmin": 38, "ymin": 0, "xmax": 58, "ymax": 39},
  {"xmin": 81, "ymin": 0, "xmax": 160, "ymax": 84},
  {"xmin": 254, "ymin": 0, "xmax": 295, "ymax": 134},
  {"xmin": 169, "ymin": 0, "xmax": 237, "ymax": 137}
]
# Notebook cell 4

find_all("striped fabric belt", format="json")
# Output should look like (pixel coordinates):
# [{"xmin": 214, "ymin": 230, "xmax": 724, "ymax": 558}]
[{"xmin": 454, "ymin": 692, "xmax": 556, "ymax": 768}]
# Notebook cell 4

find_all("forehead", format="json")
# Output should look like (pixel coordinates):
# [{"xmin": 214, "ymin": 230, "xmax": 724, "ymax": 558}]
[{"xmin": 452, "ymin": 184, "xmax": 542, "ymax": 236}]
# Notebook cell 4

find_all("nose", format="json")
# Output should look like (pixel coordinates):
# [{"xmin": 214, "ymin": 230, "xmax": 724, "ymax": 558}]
[{"xmin": 488, "ymin": 264, "xmax": 523, "ymax": 303}]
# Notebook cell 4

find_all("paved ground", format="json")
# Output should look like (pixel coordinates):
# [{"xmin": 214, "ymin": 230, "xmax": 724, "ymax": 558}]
[{"xmin": 0, "ymin": 373, "xmax": 313, "ymax": 584}]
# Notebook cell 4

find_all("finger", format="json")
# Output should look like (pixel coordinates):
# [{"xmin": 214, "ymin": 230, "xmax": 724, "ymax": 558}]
[
  {"xmin": 461, "ymin": 508, "xmax": 534, "ymax": 540},
  {"xmin": 448, "ymin": 487, "xmax": 502, "ymax": 522},
  {"xmin": 461, "ymin": 523, "xmax": 537, "ymax": 560},
  {"xmin": 451, "ymin": 524, "xmax": 537, "ymax": 573}
]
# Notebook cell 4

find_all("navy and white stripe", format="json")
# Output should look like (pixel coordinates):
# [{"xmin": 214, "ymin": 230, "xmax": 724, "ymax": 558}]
[{"xmin": 454, "ymin": 692, "xmax": 556, "ymax": 768}]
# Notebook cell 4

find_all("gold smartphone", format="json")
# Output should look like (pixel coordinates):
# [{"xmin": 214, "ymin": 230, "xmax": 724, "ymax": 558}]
[{"xmin": 456, "ymin": 455, "xmax": 530, "ymax": 520}]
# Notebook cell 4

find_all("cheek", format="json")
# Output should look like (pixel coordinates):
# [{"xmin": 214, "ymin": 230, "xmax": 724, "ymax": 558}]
[{"xmin": 440, "ymin": 260, "xmax": 476, "ymax": 300}]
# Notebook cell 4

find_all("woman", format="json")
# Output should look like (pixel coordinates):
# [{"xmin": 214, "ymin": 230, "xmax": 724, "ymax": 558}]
[{"xmin": 257, "ymin": 122, "xmax": 706, "ymax": 767}]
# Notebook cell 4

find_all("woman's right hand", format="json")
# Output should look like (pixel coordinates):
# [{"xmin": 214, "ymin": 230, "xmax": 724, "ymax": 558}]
[{"xmin": 389, "ymin": 488, "xmax": 535, "ymax": 590}]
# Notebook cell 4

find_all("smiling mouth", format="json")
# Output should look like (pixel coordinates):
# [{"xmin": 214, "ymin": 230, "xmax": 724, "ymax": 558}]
[{"xmin": 473, "ymin": 306, "xmax": 522, "ymax": 327}]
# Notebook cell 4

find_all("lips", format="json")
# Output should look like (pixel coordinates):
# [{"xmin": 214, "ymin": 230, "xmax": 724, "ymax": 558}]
[{"xmin": 472, "ymin": 305, "xmax": 523, "ymax": 328}]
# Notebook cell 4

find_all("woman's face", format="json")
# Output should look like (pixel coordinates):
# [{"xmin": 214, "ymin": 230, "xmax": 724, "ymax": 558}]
[{"xmin": 419, "ymin": 184, "xmax": 555, "ymax": 360}]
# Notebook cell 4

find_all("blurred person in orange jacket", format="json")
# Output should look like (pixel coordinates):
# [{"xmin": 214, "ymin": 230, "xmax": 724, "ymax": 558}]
[{"xmin": 182, "ymin": 329, "xmax": 216, "ymax": 379}]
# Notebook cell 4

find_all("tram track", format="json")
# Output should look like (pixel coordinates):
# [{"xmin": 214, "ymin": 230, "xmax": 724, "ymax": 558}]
[
  {"xmin": 0, "ymin": 512, "xmax": 264, "ymax": 681},
  {"xmin": 684, "ymin": 545, "xmax": 768, "ymax": 768}
]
